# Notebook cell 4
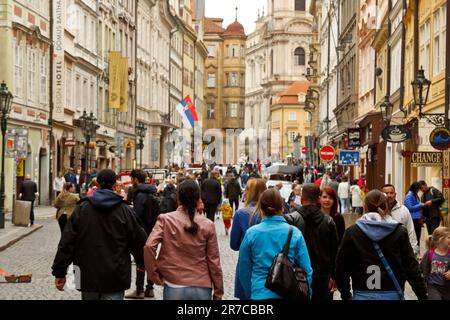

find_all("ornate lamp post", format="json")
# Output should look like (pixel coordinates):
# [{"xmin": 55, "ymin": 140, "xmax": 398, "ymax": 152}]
[
  {"xmin": 0, "ymin": 82, "xmax": 13, "ymax": 229},
  {"xmin": 74, "ymin": 111, "xmax": 98, "ymax": 196},
  {"xmin": 411, "ymin": 67, "xmax": 444, "ymax": 126},
  {"xmin": 135, "ymin": 121, "xmax": 147, "ymax": 169},
  {"xmin": 380, "ymin": 95, "xmax": 393, "ymax": 126}
]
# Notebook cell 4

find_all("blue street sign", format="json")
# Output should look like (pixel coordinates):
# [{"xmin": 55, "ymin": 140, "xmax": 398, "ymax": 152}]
[{"xmin": 339, "ymin": 150, "xmax": 360, "ymax": 166}]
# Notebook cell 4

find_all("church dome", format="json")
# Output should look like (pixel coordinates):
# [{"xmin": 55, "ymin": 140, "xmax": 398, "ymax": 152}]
[{"xmin": 223, "ymin": 20, "xmax": 245, "ymax": 36}]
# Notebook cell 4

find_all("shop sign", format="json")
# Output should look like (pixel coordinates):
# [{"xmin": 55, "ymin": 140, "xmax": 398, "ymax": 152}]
[
  {"xmin": 347, "ymin": 128, "xmax": 361, "ymax": 147},
  {"xmin": 411, "ymin": 152, "xmax": 442, "ymax": 167},
  {"xmin": 96, "ymin": 140, "xmax": 107, "ymax": 148},
  {"xmin": 65, "ymin": 139, "xmax": 76, "ymax": 146},
  {"xmin": 6, "ymin": 129, "xmax": 28, "ymax": 159},
  {"xmin": 339, "ymin": 150, "xmax": 360, "ymax": 166},
  {"xmin": 381, "ymin": 125, "xmax": 411, "ymax": 143},
  {"xmin": 430, "ymin": 127, "xmax": 450, "ymax": 150}
]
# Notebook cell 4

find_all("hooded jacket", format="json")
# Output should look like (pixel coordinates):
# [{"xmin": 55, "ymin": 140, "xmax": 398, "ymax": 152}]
[
  {"xmin": 336, "ymin": 213, "xmax": 427, "ymax": 300},
  {"xmin": 133, "ymin": 184, "xmax": 159, "ymax": 235},
  {"xmin": 421, "ymin": 187, "xmax": 445, "ymax": 220},
  {"xmin": 285, "ymin": 204, "xmax": 339, "ymax": 279},
  {"xmin": 52, "ymin": 189, "xmax": 147, "ymax": 293},
  {"xmin": 225, "ymin": 177, "xmax": 242, "ymax": 200}
]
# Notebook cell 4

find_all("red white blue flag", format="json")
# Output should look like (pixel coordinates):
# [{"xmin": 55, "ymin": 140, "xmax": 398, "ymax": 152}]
[{"xmin": 176, "ymin": 96, "xmax": 198, "ymax": 129}]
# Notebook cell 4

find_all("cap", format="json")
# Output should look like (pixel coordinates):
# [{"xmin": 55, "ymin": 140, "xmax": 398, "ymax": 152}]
[{"xmin": 97, "ymin": 169, "xmax": 117, "ymax": 188}]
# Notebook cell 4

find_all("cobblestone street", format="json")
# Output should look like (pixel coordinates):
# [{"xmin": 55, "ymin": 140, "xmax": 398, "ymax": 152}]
[
  {"xmin": 0, "ymin": 214, "xmax": 239, "ymax": 300},
  {"xmin": 0, "ymin": 211, "xmax": 420, "ymax": 300}
]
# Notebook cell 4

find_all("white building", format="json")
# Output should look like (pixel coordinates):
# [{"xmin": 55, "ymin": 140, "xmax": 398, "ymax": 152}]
[
  {"xmin": 318, "ymin": 0, "xmax": 339, "ymax": 147},
  {"xmin": 245, "ymin": 0, "xmax": 314, "ymax": 161}
]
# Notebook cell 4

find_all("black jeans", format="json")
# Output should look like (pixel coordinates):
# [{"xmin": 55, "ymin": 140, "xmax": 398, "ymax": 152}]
[
  {"xmin": 311, "ymin": 277, "xmax": 333, "ymax": 302},
  {"xmin": 136, "ymin": 267, "xmax": 153, "ymax": 292},
  {"xmin": 229, "ymin": 199, "xmax": 239, "ymax": 212},
  {"xmin": 58, "ymin": 214, "xmax": 68, "ymax": 233},
  {"xmin": 413, "ymin": 219, "xmax": 422, "ymax": 248},
  {"xmin": 428, "ymin": 284, "xmax": 450, "ymax": 300},
  {"xmin": 29, "ymin": 200, "xmax": 35, "ymax": 225},
  {"xmin": 425, "ymin": 217, "xmax": 442, "ymax": 237},
  {"xmin": 204, "ymin": 203, "xmax": 219, "ymax": 222}
]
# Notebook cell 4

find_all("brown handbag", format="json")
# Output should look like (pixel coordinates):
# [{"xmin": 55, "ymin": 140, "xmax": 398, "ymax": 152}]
[{"xmin": 265, "ymin": 226, "xmax": 309, "ymax": 300}]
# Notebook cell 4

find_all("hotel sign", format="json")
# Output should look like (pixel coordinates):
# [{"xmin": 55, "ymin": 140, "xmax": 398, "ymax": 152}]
[
  {"xmin": 411, "ymin": 152, "xmax": 442, "ymax": 167},
  {"xmin": 53, "ymin": 0, "xmax": 65, "ymax": 121}
]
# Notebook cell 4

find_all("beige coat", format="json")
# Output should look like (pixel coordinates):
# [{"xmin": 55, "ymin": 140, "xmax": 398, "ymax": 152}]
[{"xmin": 55, "ymin": 192, "xmax": 80, "ymax": 220}]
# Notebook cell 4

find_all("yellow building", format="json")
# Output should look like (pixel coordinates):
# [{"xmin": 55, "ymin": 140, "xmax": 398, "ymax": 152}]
[
  {"xmin": 403, "ymin": 0, "xmax": 447, "ymax": 191},
  {"xmin": 203, "ymin": 16, "xmax": 246, "ymax": 164},
  {"xmin": 271, "ymin": 81, "xmax": 311, "ymax": 161}
]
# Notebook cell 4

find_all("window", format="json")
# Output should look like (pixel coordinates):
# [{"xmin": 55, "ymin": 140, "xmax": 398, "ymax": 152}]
[
  {"xmin": 207, "ymin": 45, "xmax": 216, "ymax": 56},
  {"xmin": 190, "ymin": 71, "xmax": 194, "ymax": 88},
  {"xmin": 230, "ymin": 73, "xmax": 238, "ymax": 86},
  {"xmin": 441, "ymin": 6, "xmax": 447, "ymax": 73},
  {"xmin": 207, "ymin": 73, "xmax": 216, "ymax": 87},
  {"xmin": 28, "ymin": 51, "xmax": 36, "ymax": 100},
  {"xmin": 295, "ymin": 0, "xmax": 306, "ymax": 11},
  {"xmin": 40, "ymin": 55, "xmax": 47, "ymax": 103},
  {"xmin": 230, "ymin": 103, "xmax": 238, "ymax": 117},
  {"xmin": 207, "ymin": 103, "xmax": 215, "ymax": 119},
  {"xmin": 420, "ymin": 20, "xmax": 431, "ymax": 78},
  {"xmin": 226, "ymin": 45, "xmax": 230, "ymax": 58},
  {"xmin": 433, "ymin": 10, "xmax": 440, "ymax": 76},
  {"xmin": 295, "ymin": 47, "xmax": 305, "ymax": 65},
  {"xmin": 289, "ymin": 112, "xmax": 297, "ymax": 121},
  {"xmin": 289, "ymin": 131, "xmax": 297, "ymax": 142},
  {"xmin": 240, "ymin": 73, "xmax": 245, "ymax": 87},
  {"xmin": 232, "ymin": 45, "xmax": 239, "ymax": 58},
  {"xmin": 14, "ymin": 41, "xmax": 23, "ymax": 97}
]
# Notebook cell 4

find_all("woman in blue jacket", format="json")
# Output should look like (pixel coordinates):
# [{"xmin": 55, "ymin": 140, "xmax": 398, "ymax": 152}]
[
  {"xmin": 238, "ymin": 188, "xmax": 313, "ymax": 300},
  {"xmin": 230, "ymin": 178, "xmax": 267, "ymax": 299},
  {"xmin": 404, "ymin": 181, "xmax": 432, "ymax": 252}
]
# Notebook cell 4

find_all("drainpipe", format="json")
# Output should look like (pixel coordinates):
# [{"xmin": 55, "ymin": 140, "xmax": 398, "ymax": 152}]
[
  {"xmin": 399, "ymin": 0, "xmax": 407, "ymax": 115},
  {"xmin": 386, "ymin": 0, "xmax": 392, "ymax": 97}
]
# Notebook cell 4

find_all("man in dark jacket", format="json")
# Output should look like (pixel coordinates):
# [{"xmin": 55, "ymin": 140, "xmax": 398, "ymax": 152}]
[
  {"xmin": 19, "ymin": 174, "xmax": 38, "ymax": 226},
  {"xmin": 284, "ymin": 183, "xmax": 339, "ymax": 302},
  {"xmin": 419, "ymin": 181, "xmax": 444, "ymax": 237},
  {"xmin": 201, "ymin": 171, "xmax": 222, "ymax": 221},
  {"xmin": 51, "ymin": 169, "xmax": 147, "ymax": 300},
  {"xmin": 64, "ymin": 168, "xmax": 78, "ymax": 193},
  {"xmin": 225, "ymin": 176, "xmax": 242, "ymax": 213},
  {"xmin": 126, "ymin": 169, "xmax": 159, "ymax": 299},
  {"xmin": 159, "ymin": 180, "xmax": 177, "ymax": 213}
]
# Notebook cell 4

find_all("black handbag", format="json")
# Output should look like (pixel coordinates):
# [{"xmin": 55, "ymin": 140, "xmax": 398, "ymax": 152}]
[{"xmin": 264, "ymin": 226, "xmax": 309, "ymax": 300}]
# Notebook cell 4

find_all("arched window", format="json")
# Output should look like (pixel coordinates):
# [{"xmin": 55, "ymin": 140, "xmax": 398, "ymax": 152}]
[
  {"xmin": 295, "ymin": 47, "xmax": 305, "ymax": 65},
  {"xmin": 295, "ymin": 0, "xmax": 306, "ymax": 11}
]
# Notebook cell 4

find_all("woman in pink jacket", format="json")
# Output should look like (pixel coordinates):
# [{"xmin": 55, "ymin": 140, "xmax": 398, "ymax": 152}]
[{"xmin": 144, "ymin": 180, "xmax": 224, "ymax": 300}]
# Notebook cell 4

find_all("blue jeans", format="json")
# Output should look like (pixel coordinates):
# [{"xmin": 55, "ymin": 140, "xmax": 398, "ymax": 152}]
[
  {"xmin": 163, "ymin": 285, "xmax": 212, "ymax": 300},
  {"xmin": 353, "ymin": 290, "xmax": 403, "ymax": 300},
  {"xmin": 340, "ymin": 198, "xmax": 349, "ymax": 214},
  {"xmin": 81, "ymin": 291, "xmax": 124, "ymax": 300}
]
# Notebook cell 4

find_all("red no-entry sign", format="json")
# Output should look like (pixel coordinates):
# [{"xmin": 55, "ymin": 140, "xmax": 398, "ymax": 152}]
[
  {"xmin": 320, "ymin": 145, "xmax": 335, "ymax": 162},
  {"xmin": 301, "ymin": 147, "xmax": 307, "ymax": 155}
]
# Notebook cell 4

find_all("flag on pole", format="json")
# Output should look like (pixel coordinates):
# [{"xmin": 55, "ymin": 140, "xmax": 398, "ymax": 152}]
[{"xmin": 176, "ymin": 96, "xmax": 199, "ymax": 129}]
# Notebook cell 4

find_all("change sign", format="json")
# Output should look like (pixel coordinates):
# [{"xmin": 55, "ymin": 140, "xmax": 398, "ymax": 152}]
[{"xmin": 411, "ymin": 152, "xmax": 442, "ymax": 167}]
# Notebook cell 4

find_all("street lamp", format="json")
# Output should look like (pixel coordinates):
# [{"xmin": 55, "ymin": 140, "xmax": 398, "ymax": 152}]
[
  {"xmin": 0, "ymin": 82, "xmax": 13, "ymax": 229},
  {"xmin": 380, "ymin": 95, "xmax": 393, "ymax": 125},
  {"xmin": 75, "ymin": 111, "xmax": 98, "ymax": 196},
  {"xmin": 135, "ymin": 121, "xmax": 147, "ymax": 169},
  {"xmin": 410, "ymin": 66, "xmax": 445, "ymax": 127}
]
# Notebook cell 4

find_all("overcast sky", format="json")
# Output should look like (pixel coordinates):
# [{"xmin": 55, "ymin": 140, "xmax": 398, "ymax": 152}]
[{"xmin": 205, "ymin": 0, "xmax": 267, "ymax": 35}]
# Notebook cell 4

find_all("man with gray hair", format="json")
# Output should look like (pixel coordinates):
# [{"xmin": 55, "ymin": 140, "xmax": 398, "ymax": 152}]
[{"xmin": 19, "ymin": 174, "xmax": 38, "ymax": 226}]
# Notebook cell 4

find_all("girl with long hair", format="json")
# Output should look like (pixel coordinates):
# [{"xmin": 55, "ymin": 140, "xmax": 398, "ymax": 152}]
[
  {"xmin": 230, "ymin": 178, "xmax": 267, "ymax": 299},
  {"xmin": 54, "ymin": 182, "xmax": 79, "ymax": 233},
  {"xmin": 320, "ymin": 187, "xmax": 345, "ymax": 244},
  {"xmin": 144, "ymin": 180, "xmax": 224, "ymax": 300}
]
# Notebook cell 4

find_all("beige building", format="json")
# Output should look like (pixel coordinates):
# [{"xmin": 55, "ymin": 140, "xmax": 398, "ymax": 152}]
[
  {"xmin": 271, "ymin": 81, "xmax": 312, "ymax": 160},
  {"xmin": 203, "ymin": 16, "xmax": 246, "ymax": 164}
]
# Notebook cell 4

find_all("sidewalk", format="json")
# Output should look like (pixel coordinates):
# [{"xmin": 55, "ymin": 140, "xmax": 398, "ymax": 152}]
[{"xmin": 0, "ymin": 206, "xmax": 56, "ymax": 252}]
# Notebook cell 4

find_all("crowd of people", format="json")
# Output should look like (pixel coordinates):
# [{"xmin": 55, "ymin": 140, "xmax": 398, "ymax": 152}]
[{"xmin": 50, "ymin": 165, "xmax": 450, "ymax": 301}]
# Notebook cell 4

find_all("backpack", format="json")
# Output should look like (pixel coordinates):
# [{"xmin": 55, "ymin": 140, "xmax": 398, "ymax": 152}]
[
  {"xmin": 159, "ymin": 192, "xmax": 177, "ymax": 214},
  {"xmin": 429, "ymin": 188, "xmax": 447, "ymax": 218},
  {"xmin": 143, "ymin": 192, "xmax": 161, "ymax": 232}
]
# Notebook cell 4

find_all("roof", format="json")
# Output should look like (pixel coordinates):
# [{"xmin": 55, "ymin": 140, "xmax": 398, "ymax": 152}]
[
  {"xmin": 223, "ymin": 20, "xmax": 245, "ymax": 36},
  {"xmin": 205, "ymin": 18, "xmax": 225, "ymax": 34},
  {"xmin": 272, "ymin": 81, "xmax": 310, "ymax": 106}
]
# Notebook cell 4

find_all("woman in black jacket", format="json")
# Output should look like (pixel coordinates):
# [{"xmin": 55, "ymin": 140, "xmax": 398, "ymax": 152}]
[{"xmin": 336, "ymin": 190, "xmax": 427, "ymax": 300}]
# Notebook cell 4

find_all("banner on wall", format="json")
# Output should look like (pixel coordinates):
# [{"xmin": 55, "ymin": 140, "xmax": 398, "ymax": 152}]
[
  {"xmin": 118, "ymin": 57, "xmax": 129, "ymax": 113},
  {"xmin": 53, "ymin": 0, "xmax": 66, "ymax": 121},
  {"xmin": 108, "ymin": 51, "xmax": 121, "ymax": 109}
]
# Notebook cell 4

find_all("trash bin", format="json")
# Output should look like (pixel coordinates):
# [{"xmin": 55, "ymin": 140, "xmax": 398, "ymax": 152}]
[{"xmin": 12, "ymin": 200, "xmax": 31, "ymax": 227}]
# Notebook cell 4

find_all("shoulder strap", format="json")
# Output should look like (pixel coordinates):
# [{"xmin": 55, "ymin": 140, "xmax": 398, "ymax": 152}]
[
  {"xmin": 428, "ymin": 249, "xmax": 434, "ymax": 264},
  {"xmin": 373, "ymin": 242, "xmax": 404, "ymax": 300},
  {"xmin": 282, "ymin": 226, "xmax": 293, "ymax": 257}
]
